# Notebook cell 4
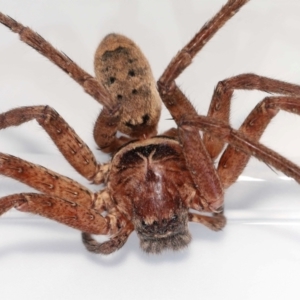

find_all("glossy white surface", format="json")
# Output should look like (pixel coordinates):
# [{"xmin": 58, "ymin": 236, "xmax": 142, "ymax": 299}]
[{"xmin": 1, "ymin": 1, "xmax": 300, "ymax": 299}]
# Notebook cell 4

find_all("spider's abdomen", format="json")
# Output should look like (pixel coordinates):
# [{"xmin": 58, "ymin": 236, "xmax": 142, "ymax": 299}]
[{"xmin": 94, "ymin": 34, "xmax": 161, "ymax": 138}]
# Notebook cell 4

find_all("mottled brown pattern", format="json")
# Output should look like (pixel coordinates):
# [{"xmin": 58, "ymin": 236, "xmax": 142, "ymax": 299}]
[
  {"xmin": 1, "ymin": 0, "xmax": 300, "ymax": 255},
  {"xmin": 94, "ymin": 34, "xmax": 161, "ymax": 149}
]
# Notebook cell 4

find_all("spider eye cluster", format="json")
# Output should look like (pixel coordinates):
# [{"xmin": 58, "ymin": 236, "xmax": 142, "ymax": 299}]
[
  {"xmin": 140, "ymin": 214, "xmax": 179, "ymax": 235},
  {"xmin": 135, "ymin": 211, "xmax": 191, "ymax": 254}
]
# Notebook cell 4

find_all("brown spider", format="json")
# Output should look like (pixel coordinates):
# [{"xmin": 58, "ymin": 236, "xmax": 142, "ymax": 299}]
[{"xmin": 1, "ymin": 0, "xmax": 300, "ymax": 254}]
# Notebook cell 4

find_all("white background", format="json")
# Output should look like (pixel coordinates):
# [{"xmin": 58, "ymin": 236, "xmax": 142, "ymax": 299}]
[{"xmin": 1, "ymin": 0, "xmax": 300, "ymax": 299}]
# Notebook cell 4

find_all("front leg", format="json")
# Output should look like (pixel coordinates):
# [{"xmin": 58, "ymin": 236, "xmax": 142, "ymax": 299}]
[
  {"xmin": 82, "ymin": 222, "xmax": 134, "ymax": 254},
  {"xmin": 179, "ymin": 126, "xmax": 224, "ymax": 212},
  {"xmin": 0, "ymin": 105, "xmax": 104, "ymax": 182},
  {"xmin": 0, "ymin": 192, "xmax": 133, "ymax": 254},
  {"xmin": 159, "ymin": 84, "xmax": 224, "ymax": 212},
  {"xmin": 0, "ymin": 153, "xmax": 96, "ymax": 207},
  {"xmin": 0, "ymin": 193, "xmax": 109, "ymax": 235}
]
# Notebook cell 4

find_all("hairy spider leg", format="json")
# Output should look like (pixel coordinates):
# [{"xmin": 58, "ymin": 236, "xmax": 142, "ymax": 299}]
[
  {"xmin": 0, "ymin": 105, "xmax": 104, "ymax": 182},
  {"xmin": 204, "ymin": 74, "xmax": 300, "ymax": 160},
  {"xmin": 158, "ymin": 0, "xmax": 250, "ymax": 93}
]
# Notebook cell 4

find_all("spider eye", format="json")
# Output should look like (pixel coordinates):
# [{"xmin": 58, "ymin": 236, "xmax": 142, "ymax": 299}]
[
  {"xmin": 117, "ymin": 94, "xmax": 123, "ymax": 100},
  {"xmin": 109, "ymin": 77, "xmax": 115, "ymax": 84},
  {"xmin": 171, "ymin": 215, "xmax": 178, "ymax": 221}
]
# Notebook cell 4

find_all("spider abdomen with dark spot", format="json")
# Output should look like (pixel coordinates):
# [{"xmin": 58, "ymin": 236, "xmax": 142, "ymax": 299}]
[{"xmin": 94, "ymin": 34, "xmax": 161, "ymax": 138}]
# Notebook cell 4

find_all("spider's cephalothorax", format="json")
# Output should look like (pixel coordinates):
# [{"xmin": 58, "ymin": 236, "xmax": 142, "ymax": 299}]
[
  {"xmin": 108, "ymin": 138, "xmax": 195, "ymax": 253},
  {"xmin": 2, "ymin": 0, "xmax": 300, "ymax": 255}
]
